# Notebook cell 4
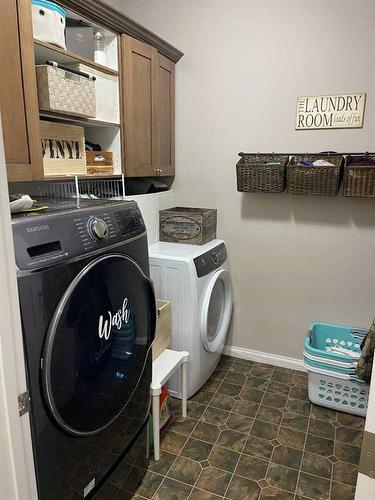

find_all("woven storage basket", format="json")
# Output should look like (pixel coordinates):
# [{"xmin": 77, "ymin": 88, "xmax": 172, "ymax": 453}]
[
  {"xmin": 343, "ymin": 155, "xmax": 375, "ymax": 197},
  {"xmin": 287, "ymin": 154, "xmax": 343, "ymax": 195},
  {"xmin": 36, "ymin": 64, "xmax": 96, "ymax": 118},
  {"xmin": 236, "ymin": 153, "xmax": 288, "ymax": 193}
]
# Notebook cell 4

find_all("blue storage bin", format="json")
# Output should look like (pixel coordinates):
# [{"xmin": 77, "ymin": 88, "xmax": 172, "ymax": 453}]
[{"xmin": 304, "ymin": 322, "xmax": 366, "ymax": 363}]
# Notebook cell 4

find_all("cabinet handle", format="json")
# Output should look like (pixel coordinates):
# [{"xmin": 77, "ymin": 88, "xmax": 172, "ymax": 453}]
[
  {"xmin": 46, "ymin": 60, "xmax": 96, "ymax": 80},
  {"xmin": 154, "ymin": 168, "xmax": 163, "ymax": 175}
]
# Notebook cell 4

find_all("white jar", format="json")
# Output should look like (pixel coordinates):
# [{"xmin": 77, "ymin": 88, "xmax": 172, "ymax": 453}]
[{"xmin": 94, "ymin": 31, "xmax": 107, "ymax": 66}]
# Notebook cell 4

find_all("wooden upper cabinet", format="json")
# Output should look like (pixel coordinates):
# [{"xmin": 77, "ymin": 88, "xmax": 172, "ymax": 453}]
[
  {"xmin": 121, "ymin": 35, "xmax": 175, "ymax": 177},
  {"xmin": 121, "ymin": 35, "xmax": 157, "ymax": 177},
  {"xmin": 0, "ymin": 3, "xmax": 180, "ymax": 182},
  {"xmin": 1, "ymin": 0, "xmax": 43, "ymax": 181},
  {"xmin": 155, "ymin": 54, "xmax": 175, "ymax": 176}
]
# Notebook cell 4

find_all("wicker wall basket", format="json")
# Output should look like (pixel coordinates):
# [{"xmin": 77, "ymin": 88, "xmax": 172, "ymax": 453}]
[
  {"xmin": 343, "ymin": 155, "xmax": 375, "ymax": 197},
  {"xmin": 287, "ymin": 155, "xmax": 343, "ymax": 196},
  {"xmin": 236, "ymin": 153, "xmax": 289, "ymax": 193}
]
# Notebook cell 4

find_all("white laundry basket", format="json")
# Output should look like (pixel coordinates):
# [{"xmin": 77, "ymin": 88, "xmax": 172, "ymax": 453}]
[
  {"xmin": 304, "ymin": 321, "xmax": 368, "ymax": 417},
  {"xmin": 306, "ymin": 364, "xmax": 368, "ymax": 417}
]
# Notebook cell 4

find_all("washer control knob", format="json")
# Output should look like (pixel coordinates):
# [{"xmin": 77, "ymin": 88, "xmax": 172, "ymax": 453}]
[
  {"xmin": 212, "ymin": 252, "xmax": 219, "ymax": 264},
  {"xmin": 88, "ymin": 217, "xmax": 109, "ymax": 241}
]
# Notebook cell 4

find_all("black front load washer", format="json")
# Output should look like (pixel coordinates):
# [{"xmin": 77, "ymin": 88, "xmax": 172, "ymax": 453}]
[{"xmin": 12, "ymin": 198, "xmax": 156, "ymax": 499}]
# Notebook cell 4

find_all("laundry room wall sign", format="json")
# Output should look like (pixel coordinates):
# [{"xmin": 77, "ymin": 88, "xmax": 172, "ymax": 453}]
[{"xmin": 295, "ymin": 93, "xmax": 366, "ymax": 130}]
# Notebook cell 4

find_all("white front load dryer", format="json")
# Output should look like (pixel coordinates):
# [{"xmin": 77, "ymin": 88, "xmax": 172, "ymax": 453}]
[{"xmin": 149, "ymin": 239, "xmax": 233, "ymax": 398}]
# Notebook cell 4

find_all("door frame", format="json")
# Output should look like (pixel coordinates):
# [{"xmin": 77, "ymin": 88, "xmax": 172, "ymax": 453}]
[
  {"xmin": 0, "ymin": 115, "xmax": 38, "ymax": 499},
  {"xmin": 355, "ymin": 360, "xmax": 375, "ymax": 499}
]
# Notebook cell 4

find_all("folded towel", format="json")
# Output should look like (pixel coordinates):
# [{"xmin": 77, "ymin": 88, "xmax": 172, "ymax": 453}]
[
  {"xmin": 312, "ymin": 159, "xmax": 335, "ymax": 167},
  {"xmin": 325, "ymin": 346, "xmax": 361, "ymax": 359},
  {"xmin": 297, "ymin": 159, "xmax": 335, "ymax": 167},
  {"xmin": 297, "ymin": 160, "xmax": 313, "ymax": 166}
]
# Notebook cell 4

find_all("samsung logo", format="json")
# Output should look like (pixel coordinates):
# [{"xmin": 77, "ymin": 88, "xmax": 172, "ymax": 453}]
[{"xmin": 26, "ymin": 224, "xmax": 50, "ymax": 233}]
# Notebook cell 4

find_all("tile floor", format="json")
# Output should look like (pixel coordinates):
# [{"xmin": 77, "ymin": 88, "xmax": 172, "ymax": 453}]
[{"xmin": 109, "ymin": 356, "xmax": 365, "ymax": 499}]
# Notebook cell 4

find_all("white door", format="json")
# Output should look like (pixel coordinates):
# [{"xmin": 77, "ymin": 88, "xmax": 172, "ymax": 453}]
[
  {"xmin": 200, "ymin": 269, "xmax": 233, "ymax": 353},
  {"xmin": 0, "ymin": 114, "xmax": 38, "ymax": 499}
]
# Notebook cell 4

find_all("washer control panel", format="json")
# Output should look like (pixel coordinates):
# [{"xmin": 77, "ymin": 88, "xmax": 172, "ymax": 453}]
[
  {"xmin": 73, "ymin": 211, "xmax": 117, "ymax": 252},
  {"xmin": 87, "ymin": 217, "xmax": 109, "ymax": 241},
  {"xmin": 12, "ymin": 200, "xmax": 146, "ymax": 270},
  {"xmin": 194, "ymin": 242, "xmax": 227, "ymax": 277}
]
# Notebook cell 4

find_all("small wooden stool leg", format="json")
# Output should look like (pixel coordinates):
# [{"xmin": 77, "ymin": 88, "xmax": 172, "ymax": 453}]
[
  {"xmin": 152, "ymin": 392, "xmax": 160, "ymax": 460},
  {"xmin": 181, "ymin": 361, "xmax": 187, "ymax": 418},
  {"xmin": 146, "ymin": 417, "xmax": 150, "ymax": 460}
]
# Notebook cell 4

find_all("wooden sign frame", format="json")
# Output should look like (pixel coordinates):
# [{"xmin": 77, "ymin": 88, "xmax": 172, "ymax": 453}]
[{"xmin": 296, "ymin": 93, "xmax": 366, "ymax": 130}]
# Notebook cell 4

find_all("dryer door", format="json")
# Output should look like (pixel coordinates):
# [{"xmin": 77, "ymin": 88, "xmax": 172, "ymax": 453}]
[
  {"xmin": 200, "ymin": 269, "xmax": 233, "ymax": 353},
  {"xmin": 41, "ymin": 253, "xmax": 156, "ymax": 436}
]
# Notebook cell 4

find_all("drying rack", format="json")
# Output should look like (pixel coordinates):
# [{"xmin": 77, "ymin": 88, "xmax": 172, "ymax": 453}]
[{"xmin": 10, "ymin": 174, "xmax": 126, "ymax": 200}]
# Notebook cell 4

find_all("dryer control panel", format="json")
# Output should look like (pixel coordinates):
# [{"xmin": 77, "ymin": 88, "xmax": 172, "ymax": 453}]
[
  {"xmin": 12, "ymin": 199, "xmax": 146, "ymax": 270},
  {"xmin": 194, "ymin": 242, "xmax": 227, "ymax": 277}
]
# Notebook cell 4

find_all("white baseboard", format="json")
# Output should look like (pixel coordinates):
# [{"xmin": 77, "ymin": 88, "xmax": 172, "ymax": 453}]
[{"xmin": 223, "ymin": 345, "xmax": 306, "ymax": 372}]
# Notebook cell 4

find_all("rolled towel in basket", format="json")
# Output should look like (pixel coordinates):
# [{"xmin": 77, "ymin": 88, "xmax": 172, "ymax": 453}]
[
  {"xmin": 325, "ymin": 346, "xmax": 361, "ymax": 359},
  {"xmin": 356, "ymin": 319, "xmax": 375, "ymax": 383},
  {"xmin": 312, "ymin": 159, "xmax": 335, "ymax": 167}
]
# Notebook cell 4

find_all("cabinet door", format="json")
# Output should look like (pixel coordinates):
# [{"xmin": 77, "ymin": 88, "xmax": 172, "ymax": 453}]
[
  {"xmin": 0, "ymin": 0, "xmax": 43, "ymax": 181},
  {"xmin": 155, "ymin": 54, "xmax": 175, "ymax": 176},
  {"xmin": 121, "ymin": 35, "xmax": 157, "ymax": 177}
]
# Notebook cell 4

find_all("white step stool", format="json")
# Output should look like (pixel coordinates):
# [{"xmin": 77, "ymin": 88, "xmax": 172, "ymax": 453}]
[{"xmin": 151, "ymin": 349, "xmax": 189, "ymax": 460}]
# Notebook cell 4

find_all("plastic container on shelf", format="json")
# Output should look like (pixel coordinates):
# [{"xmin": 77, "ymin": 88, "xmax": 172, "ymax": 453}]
[{"xmin": 31, "ymin": 0, "xmax": 66, "ymax": 49}]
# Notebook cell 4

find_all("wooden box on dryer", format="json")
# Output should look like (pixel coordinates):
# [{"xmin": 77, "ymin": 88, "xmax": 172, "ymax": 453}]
[{"xmin": 159, "ymin": 207, "xmax": 217, "ymax": 245}]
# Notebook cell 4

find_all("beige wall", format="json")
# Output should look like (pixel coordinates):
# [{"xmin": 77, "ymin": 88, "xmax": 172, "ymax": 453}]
[
  {"xmin": 105, "ymin": 0, "xmax": 124, "ymax": 11},
  {"xmin": 117, "ymin": 0, "xmax": 375, "ymax": 359}
]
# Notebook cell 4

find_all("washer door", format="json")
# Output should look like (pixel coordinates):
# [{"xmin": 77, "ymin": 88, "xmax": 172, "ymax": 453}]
[
  {"xmin": 200, "ymin": 269, "xmax": 233, "ymax": 353},
  {"xmin": 42, "ymin": 254, "xmax": 156, "ymax": 437}
]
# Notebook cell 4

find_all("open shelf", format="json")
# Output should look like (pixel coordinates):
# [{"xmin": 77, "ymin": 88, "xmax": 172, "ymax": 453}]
[
  {"xmin": 40, "ymin": 110, "xmax": 120, "ymax": 128},
  {"xmin": 34, "ymin": 39, "xmax": 119, "ymax": 77},
  {"xmin": 34, "ymin": 9, "xmax": 122, "ymax": 180},
  {"xmin": 43, "ymin": 174, "xmax": 123, "ymax": 180}
]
